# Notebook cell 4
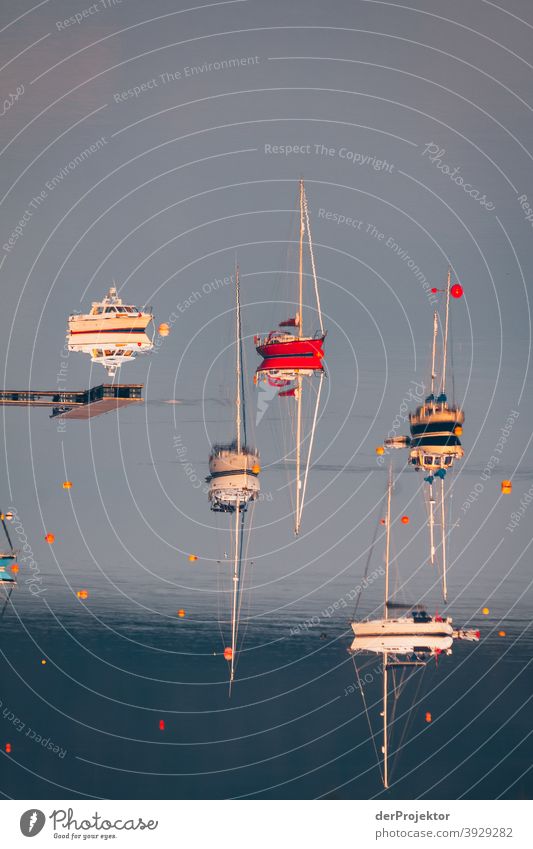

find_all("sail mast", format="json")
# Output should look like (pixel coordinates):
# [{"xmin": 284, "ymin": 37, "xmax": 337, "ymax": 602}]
[
  {"xmin": 440, "ymin": 478, "xmax": 448, "ymax": 602},
  {"xmin": 302, "ymin": 181, "xmax": 324, "ymax": 335},
  {"xmin": 441, "ymin": 269, "xmax": 451, "ymax": 395},
  {"xmin": 294, "ymin": 180, "xmax": 305, "ymax": 535},
  {"xmin": 384, "ymin": 464, "xmax": 392, "ymax": 618},
  {"xmin": 235, "ymin": 265, "xmax": 242, "ymax": 454},
  {"xmin": 430, "ymin": 309, "xmax": 438, "ymax": 398},
  {"xmin": 298, "ymin": 179, "xmax": 304, "ymax": 339},
  {"xmin": 383, "ymin": 653, "xmax": 389, "ymax": 789},
  {"xmin": 230, "ymin": 267, "xmax": 244, "ymax": 693},
  {"xmin": 229, "ymin": 501, "xmax": 240, "ymax": 693}
]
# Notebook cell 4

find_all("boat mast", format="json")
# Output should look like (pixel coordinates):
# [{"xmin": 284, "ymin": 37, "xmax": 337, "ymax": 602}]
[
  {"xmin": 384, "ymin": 463, "xmax": 392, "ymax": 619},
  {"xmin": 229, "ymin": 500, "xmax": 240, "ymax": 692},
  {"xmin": 427, "ymin": 303, "xmax": 439, "ymax": 565},
  {"xmin": 301, "ymin": 181, "xmax": 324, "ymax": 336},
  {"xmin": 430, "ymin": 309, "xmax": 438, "ymax": 398},
  {"xmin": 440, "ymin": 478, "xmax": 448, "ymax": 602},
  {"xmin": 230, "ymin": 266, "xmax": 243, "ymax": 692},
  {"xmin": 428, "ymin": 481, "xmax": 436, "ymax": 565},
  {"xmin": 235, "ymin": 265, "xmax": 242, "ymax": 454},
  {"xmin": 383, "ymin": 653, "xmax": 389, "ymax": 789},
  {"xmin": 441, "ymin": 269, "xmax": 451, "ymax": 396},
  {"xmin": 294, "ymin": 180, "xmax": 305, "ymax": 535}
]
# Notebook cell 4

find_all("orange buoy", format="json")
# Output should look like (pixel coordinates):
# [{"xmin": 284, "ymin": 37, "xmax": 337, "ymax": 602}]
[
  {"xmin": 375, "ymin": 446, "xmax": 385, "ymax": 456},
  {"xmin": 454, "ymin": 425, "xmax": 463, "ymax": 436},
  {"xmin": 482, "ymin": 607, "xmax": 489, "ymax": 615},
  {"xmin": 45, "ymin": 533, "xmax": 55, "ymax": 544},
  {"xmin": 501, "ymin": 480, "xmax": 512, "ymax": 494},
  {"xmin": 11, "ymin": 563, "xmax": 19, "ymax": 574},
  {"xmin": 425, "ymin": 712, "xmax": 432, "ymax": 723},
  {"xmin": 223, "ymin": 647, "xmax": 233, "ymax": 661},
  {"xmin": 159, "ymin": 719, "xmax": 165, "ymax": 731},
  {"xmin": 379, "ymin": 518, "xmax": 386, "ymax": 525},
  {"xmin": 252, "ymin": 464, "xmax": 261, "ymax": 474},
  {"xmin": 62, "ymin": 481, "xmax": 73, "ymax": 490},
  {"xmin": 5, "ymin": 743, "xmax": 11, "ymax": 753},
  {"xmin": 401, "ymin": 515, "xmax": 410, "ymax": 525},
  {"xmin": 177, "ymin": 609, "xmax": 186, "ymax": 618},
  {"xmin": 158, "ymin": 323, "xmax": 170, "ymax": 337},
  {"xmin": 76, "ymin": 589, "xmax": 89, "ymax": 600},
  {"xmin": 188, "ymin": 554, "xmax": 198, "ymax": 562},
  {"xmin": 498, "ymin": 630, "xmax": 506, "ymax": 637}
]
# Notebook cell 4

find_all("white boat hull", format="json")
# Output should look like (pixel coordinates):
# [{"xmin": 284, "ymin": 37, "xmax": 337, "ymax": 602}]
[
  {"xmin": 67, "ymin": 332, "xmax": 153, "ymax": 351},
  {"xmin": 68, "ymin": 313, "xmax": 152, "ymax": 334},
  {"xmin": 350, "ymin": 634, "xmax": 453, "ymax": 654},
  {"xmin": 351, "ymin": 617, "xmax": 453, "ymax": 637}
]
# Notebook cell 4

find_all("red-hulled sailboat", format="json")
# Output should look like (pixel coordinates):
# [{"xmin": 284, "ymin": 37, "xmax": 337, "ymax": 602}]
[{"xmin": 254, "ymin": 179, "xmax": 326, "ymax": 535}]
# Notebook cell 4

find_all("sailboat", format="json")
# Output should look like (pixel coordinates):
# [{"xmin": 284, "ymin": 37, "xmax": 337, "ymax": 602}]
[
  {"xmin": 0, "ymin": 511, "xmax": 17, "ymax": 618},
  {"xmin": 349, "ymin": 465, "xmax": 478, "ymax": 789},
  {"xmin": 254, "ymin": 179, "xmax": 326, "ymax": 535},
  {"xmin": 206, "ymin": 267, "xmax": 260, "ymax": 691},
  {"xmin": 383, "ymin": 270, "xmax": 465, "ymax": 600}
]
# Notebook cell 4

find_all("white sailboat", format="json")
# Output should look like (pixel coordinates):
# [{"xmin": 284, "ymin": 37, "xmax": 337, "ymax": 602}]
[
  {"xmin": 206, "ymin": 268, "xmax": 260, "ymax": 691},
  {"xmin": 349, "ymin": 465, "xmax": 478, "ymax": 789},
  {"xmin": 384, "ymin": 270, "xmax": 465, "ymax": 600}
]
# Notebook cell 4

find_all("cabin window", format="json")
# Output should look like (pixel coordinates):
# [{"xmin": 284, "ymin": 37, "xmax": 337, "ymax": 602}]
[
  {"xmin": 424, "ymin": 455, "xmax": 433, "ymax": 465},
  {"xmin": 444, "ymin": 456, "xmax": 452, "ymax": 465}
]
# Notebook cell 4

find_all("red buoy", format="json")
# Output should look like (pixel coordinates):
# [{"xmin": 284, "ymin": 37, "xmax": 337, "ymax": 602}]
[
  {"xmin": 451, "ymin": 283, "xmax": 463, "ymax": 298},
  {"xmin": 159, "ymin": 719, "xmax": 165, "ymax": 731},
  {"xmin": 223, "ymin": 647, "xmax": 233, "ymax": 661},
  {"xmin": 401, "ymin": 515, "xmax": 410, "ymax": 524}
]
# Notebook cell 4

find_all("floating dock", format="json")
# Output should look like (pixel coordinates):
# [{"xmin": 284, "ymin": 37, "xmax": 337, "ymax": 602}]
[{"xmin": 0, "ymin": 384, "xmax": 143, "ymax": 420}]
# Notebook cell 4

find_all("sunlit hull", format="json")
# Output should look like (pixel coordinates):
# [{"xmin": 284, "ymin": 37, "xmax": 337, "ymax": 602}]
[
  {"xmin": 351, "ymin": 617, "xmax": 453, "ymax": 637},
  {"xmin": 68, "ymin": 313, "xmax": 152, "ymax": 334},
  {"xmin": 350, "ymin": 634, "xmax": 453, "ymax": 654}
]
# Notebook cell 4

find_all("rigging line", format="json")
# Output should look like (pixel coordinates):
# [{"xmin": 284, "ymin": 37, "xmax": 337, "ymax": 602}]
[
  {"xmin": 231, "ymin": 505, "xmax": 247, "ymax": 677},
  {"xmin": 449, "ymin": 297, "xmax": 456, "ymax": 406},
  {"xmin": 235, "ymin": 499, "xmax": 256, "ymax": 663},
  {"xmin": 215, "ymin": 517, "xmax": 226, "ymax": 649},
  {"xmin": 390, "ymin": 663, "xmax": 427, "ymax": 785},
  {"xmin": 298, "ymin": 372, "xmax": 324, "ymax": 529},
  {"xmin": 351, "ymin": 503, "xmax": 383, "ymax": 620},
  {"xmin": 352, "ymin": 655, "xmax": 384, "ymax": 784},
  {"xmin": 302, "ymin": 183, "xmax": 324, "ymax": 335}
]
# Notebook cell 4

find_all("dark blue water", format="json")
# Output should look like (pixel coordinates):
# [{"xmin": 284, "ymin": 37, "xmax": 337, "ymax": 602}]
[{"xmin": 1, "ymin": 566, "xmax": 531, "ymax": 799}]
